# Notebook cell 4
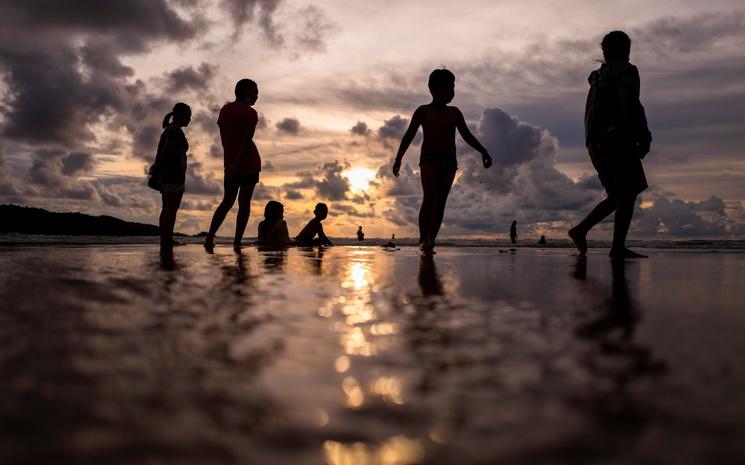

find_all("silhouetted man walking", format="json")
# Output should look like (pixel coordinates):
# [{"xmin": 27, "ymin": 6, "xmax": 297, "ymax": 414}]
[{"xmin": 570, "ymin": 31, "xmax": 652, "ymax": 259}]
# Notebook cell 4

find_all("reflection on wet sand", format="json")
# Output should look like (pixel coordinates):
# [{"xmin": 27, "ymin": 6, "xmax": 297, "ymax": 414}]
[{"xmin": 1, "ymin": 246, "xmax": 743, "ymax": 465}]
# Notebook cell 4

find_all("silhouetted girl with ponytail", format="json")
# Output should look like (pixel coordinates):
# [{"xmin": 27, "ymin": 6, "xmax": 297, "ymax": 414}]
[{"xmin": 149, "ymin": 102, "xmax": 191, "ymax": 249}]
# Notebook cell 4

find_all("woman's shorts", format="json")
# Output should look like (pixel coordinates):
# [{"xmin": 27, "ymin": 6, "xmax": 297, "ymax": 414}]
[{"xmin": 225, "ymin": 172, "xmax": 260, "ymax": 190}]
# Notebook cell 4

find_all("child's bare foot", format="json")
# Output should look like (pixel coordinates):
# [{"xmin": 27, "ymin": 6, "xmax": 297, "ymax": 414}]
[
  {"xmin": 233, "ymin": 241, "xmax": 242, "ymax": 251},
  {"xmin": 609, "ymin": 247, "xmax": 647, "ymax": 259},
  {"xmin": 568, "ymin": 227, "xmax": 587, "ymax": 256},
  {"xmin": 203, "ymin": 238, "xmax": 215, "ymax": 252}
]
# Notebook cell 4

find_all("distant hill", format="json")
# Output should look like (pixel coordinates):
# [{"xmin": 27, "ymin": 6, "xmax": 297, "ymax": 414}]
[{"xmin": 0, "ymin": 204, "xmax": 170, "ymax": 236}]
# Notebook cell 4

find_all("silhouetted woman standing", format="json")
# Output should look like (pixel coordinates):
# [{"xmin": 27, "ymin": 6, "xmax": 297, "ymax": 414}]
[
  {"xmin": 569, "ymin": 31, "xmax": 652, "ymax": 259},
  {"xmin": 152, "ymin": 102, "xmax": 191, "ymax": 249}
]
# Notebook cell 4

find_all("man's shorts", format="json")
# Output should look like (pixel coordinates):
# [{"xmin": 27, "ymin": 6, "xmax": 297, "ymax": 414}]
[
  {"xmin": 224, "ymin": 172, "xmax": 260, "ymax": 190},
  {"xmin": 589, "ymin": 142, "xmax": 647, "ymax": 199}
]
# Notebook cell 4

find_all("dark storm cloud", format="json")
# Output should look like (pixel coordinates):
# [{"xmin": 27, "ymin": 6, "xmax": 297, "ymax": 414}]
[
  {"xmin": 276, "ymin": 117, "xmax": 301, "ymax": 135},
  {"xmin": 635, "ymin": 194, "xmax": 745, "ymax": 237},
  {"xmin": 350, "ymin": 121, "xmax": 371, "ymax": 136},
  {"xmin": 61, "ymin": 152, "xmax": 96, "ymax": 176},
  {"xmin": 186, "ymin": 161, "xmax": 221, "ymax": 195},
  {"xmin": 165, "ymin": 62, "xmax": 216, "ymax": 92},
  {"xmin": 284, "ymin": 189, "xmax": 303, "ymax": 200},
  {"xmin": 221, "ymin": 0, "xmax": 284, "ymax": 45},
  {"xmin": 0, "ymin": 1, "xmax": 206, "ymax": 151},
  {"xmin": 376, "ymin": 115, "xmax": 424, "ymax": 149},
  {"xmin": 284, "ymin": 160, "xmax": 350, "ymax": 201}
]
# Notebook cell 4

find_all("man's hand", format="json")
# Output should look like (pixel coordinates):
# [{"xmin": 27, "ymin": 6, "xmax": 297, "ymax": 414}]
[
  {"xmin": 482, "ymin": 152, "xmax": 493, "ymax": 169},
  {"xmin": 392, "ymin": 158, "xmax": 402, "ymax": 177},
  {"xmin": 636, "ymin": 140, "xmax": 651, "ymax": 159}
]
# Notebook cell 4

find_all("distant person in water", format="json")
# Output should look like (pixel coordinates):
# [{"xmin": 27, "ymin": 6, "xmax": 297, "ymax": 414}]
[
  {"xmin": 357, "ymin": 226, "xmax": 365, "ymax": 241},
  {"xmin": 538, "ymin": 235, "xmax": 547, "ymax": 245},
  {"xmin": 257, "ymin": 201, "xmax": 293, "ymax": 246},
  {"xmin": 393, "ymin": 68, "xmax": 493, "ymax": 254},
  {"xmin": 204, "ymin": 79, "xmax": 262, "ymax": 250},
  {"xmin": 296, "ymin": 203, "xmax": 333, "ymax": 246},
  {"xmin": 569, "ymin": 31, "xmax": 652, "ymax": 259},
  {"xmin": 510, "ymin": 220, "xmax": 517, "ymax": 245},
  {"xmin": 149, "ymin": 102, "xmax": 191, "ymax": 249},
  {"xmin": 383, "ymin": 234, "xmax": 396, "ymax": 248}
]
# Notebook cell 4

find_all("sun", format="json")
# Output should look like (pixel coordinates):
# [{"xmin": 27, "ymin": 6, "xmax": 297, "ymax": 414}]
[{"xmin": 343, "ymin": 168, "xmax": 376, "ymax": 192}]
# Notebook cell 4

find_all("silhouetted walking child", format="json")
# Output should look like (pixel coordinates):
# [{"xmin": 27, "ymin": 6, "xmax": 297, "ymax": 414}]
[
  {"xmin": 257, "ymin": 201, "xmax": 293, "ymax": 246},
  {"xmin": 357, "ymin": 226, "xmax": 365, "ymax": 241},
  {"xmin": 510, "ymin": 220, "xmax": 517, "ymax": 245},
  {"xmin": 296, "ymin": 203, "xmax": 333, "ymax": 246},
  {"xmin": 569, "ymin": 31, "xmax": 652, "ymax": 259},
  {"xmin": 149, "ymin": 102, "xmax": 191, "ymax": 249},
  {"xmin": 204, "ymin": 79, "xmax": 262, "ymax": 250},
  {"xmin": 393, "ymin": 68, "xmax": 492, "ymax": 253}
]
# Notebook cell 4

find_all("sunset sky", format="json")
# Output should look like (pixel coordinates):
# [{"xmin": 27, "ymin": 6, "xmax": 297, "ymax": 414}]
[{"xmin": 1, "ymin": 0, "xmax": 743, "ymax": 238}]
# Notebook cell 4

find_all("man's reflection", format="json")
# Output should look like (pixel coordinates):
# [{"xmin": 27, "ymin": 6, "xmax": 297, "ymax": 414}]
[
  {"xmin": 571, "ymin": 258, "xmax": 667, "ymax": 431},
  {"xmin": 418, "ymin": 254, "xmax": 443, "ymax": 296}
]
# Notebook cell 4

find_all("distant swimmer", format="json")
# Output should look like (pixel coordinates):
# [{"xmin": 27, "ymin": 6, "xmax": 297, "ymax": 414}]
[
  {"xmin": 357, "ymin": 226, "xmax": 365, "ymax": 241},
  {"xmin": 383, "ymin": 234, "xmax": 396, "ymax": 248},
  {"xmin": 510, "ymin": 220, "xmax": 517, "ymax": 245},
  {"xmin": 538, "ymin": 235, "xmax": 546, "ymax": 245}
]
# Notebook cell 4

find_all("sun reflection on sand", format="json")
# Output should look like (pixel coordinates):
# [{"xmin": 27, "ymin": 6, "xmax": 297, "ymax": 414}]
[{"xmin": 323, "ymin": 435, "xmax": 424, "ymax": 465}]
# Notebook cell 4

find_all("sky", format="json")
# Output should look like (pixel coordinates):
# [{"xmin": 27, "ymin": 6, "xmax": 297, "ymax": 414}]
[{"xmin": 0, "ymin": 0, "xmax": 744, "ymax": 239}]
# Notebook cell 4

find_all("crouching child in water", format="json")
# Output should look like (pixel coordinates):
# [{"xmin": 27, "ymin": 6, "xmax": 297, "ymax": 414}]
[
  {"xmin": 257, "ymin": 201, "xmax": 294, "ymax": 246},
  {"xmin": 295, "ymin": 203, "xmax": 333, "ymax": 246},
  {"xmin": 392, "ymin": 68, "xmax": 492, "ymax": 253}
]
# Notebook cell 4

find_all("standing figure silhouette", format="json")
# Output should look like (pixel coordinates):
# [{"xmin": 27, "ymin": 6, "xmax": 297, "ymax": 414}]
[
  {"xmin": 509, "ymin": 220, "xmax": 517, "ymax": 245},
  {"xmin": 569, "ymin": 31, "xmax": 652, "ymax": 259},
  {"xmin": 204, "ymin": 79, "xmax": 262, "ymax": 250},
  {"xmin": 149, "ymin": 102, "xmax": 191, "ymax": 250},
  {"xmin": 392, "ymin": 68, "xmax": 492, "ymax": 254}
]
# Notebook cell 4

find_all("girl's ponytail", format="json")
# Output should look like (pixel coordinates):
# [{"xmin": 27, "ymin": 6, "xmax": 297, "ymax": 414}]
[{"xmin": 162, "ymin": 112, "xmax": 174, "ymax": 129}]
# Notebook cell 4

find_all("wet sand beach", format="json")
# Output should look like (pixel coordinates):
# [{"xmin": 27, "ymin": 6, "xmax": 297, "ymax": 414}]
[{"xmin": 1, "ymin": 245, "xmax": 744, "ymax": 464}]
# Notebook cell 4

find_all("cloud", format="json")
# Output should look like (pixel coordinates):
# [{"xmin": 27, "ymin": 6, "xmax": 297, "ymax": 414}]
[
  {"xmin": 635, "ymin": 194, "xmax": 745, "ymax": 237},
  {"xmin": 377, "ymin": 115, "xmax": 422, "ymax": 149},
  {"xmin": 284, "ymin": 189, "xmax": 303, "ymax": 200},
  {"xmin": 293, "ymin": 5, "xmax": 337, "ymax": 52},
  {"xmin": 186, "ymin": 161, "xmax": 221, "ymax": 195},
  {"xmin": 61, "ymin": 152, "xmax": 96, "ymax": 176},
  {"xmin": 284, "ymin": 160, "xmax": 351, "ymax": 201},
  {"xmin": 350, "ymin": 121, "xmax": 370, "ymax": 136},
  {"xmin": 165, "ymin": 62, "xmax": 216, "ymax": 92},
  {"xmin": 0, "ymin": 1, "xmax": 204, "ymax": 149},
  {"xmin": 220, "ymin": 0, "xmax": 283, "ymax": 45},
  {"xmin": 275, "ymin": 117, "xmax": 301, "ymax": 135},
  {"xmin": 376, "ymin": 108, "xmax": 600, "ymax": 235}
]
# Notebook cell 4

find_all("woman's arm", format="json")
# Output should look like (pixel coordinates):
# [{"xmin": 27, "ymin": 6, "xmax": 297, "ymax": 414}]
[
  {"xmin": 392, "ymin": 107, "xmax": 423, "ymax": 177},
  {"xmin": 455, "ymin": 109, "xmax": 492, "ymax": 168}
]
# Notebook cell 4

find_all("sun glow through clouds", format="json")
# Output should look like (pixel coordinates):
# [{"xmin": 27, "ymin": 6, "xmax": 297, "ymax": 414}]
[{"xmin": 343, "ymin": 168, "xmax": 376, "ymax": 193}]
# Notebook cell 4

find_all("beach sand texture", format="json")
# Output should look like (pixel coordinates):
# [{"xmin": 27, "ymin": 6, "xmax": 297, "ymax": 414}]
[{"xmin": 1, "ymin": 245, "xmax": 744, "ymax": 465}]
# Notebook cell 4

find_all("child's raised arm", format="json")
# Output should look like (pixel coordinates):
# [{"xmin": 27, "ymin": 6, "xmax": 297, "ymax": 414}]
[
  {"xmin": 392, "ymin": 107, "xmax": 423, "ymax": 177},
  {"xmin": 455, "ymin": 109, "xmax": 493, "ymax": 168}
]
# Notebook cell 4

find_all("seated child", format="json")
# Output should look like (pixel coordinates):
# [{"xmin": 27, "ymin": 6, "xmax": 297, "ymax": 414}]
[
  {"xmin": 257, "ymin": 201, "xmax": 293, "ymax": 246},
  {"xmin": 295, "ymin": 203, "xmax": 333, "ymax": 246}
]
